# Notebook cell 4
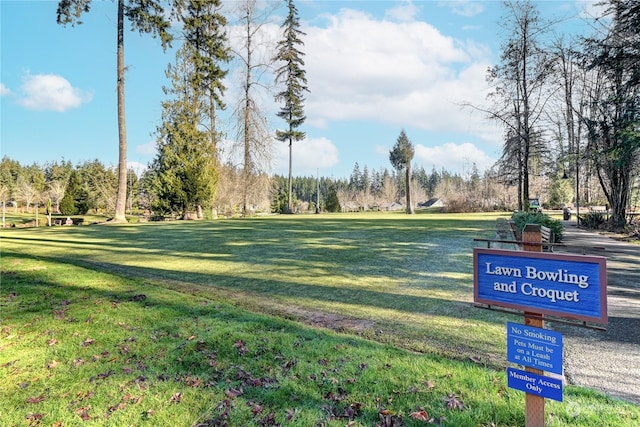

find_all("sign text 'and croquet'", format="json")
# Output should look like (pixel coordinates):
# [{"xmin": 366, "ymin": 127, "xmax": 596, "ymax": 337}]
[{"xmin": 473, "ymin": 248, "xmax": 608, "ymax": 324}]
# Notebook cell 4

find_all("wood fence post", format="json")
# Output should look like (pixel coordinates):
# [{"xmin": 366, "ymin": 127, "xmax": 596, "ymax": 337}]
[{"xmin": 522, "ymin": 223, "xmax": 545, "ymax": 427}]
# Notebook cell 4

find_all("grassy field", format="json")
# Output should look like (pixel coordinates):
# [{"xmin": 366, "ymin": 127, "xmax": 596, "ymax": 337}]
[{"xmin": 1, "ymin": 212, "xmax": 638, "ymax": 426}]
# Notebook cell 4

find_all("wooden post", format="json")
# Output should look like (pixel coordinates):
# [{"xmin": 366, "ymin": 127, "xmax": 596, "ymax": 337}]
[{"xmin": 522, "ymin": 224, "xmax": 544, "ymax": 427}]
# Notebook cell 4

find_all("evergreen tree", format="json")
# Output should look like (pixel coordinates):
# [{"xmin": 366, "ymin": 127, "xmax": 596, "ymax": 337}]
[
  {"xmin": 60, "ymin": 170, "xmax": 88, "ymax": 215},
  {"xmin": 149, "ymin": 44, "xmax": 218, "ymax": 217},
  {"xmin": 173, "ymin": 0, "xmax": 230, "ymax": 153},
  {"xmin": 349, "ymin": 162, "xmax": 362, "ymax": 190},
  {"xmin": 273, "ymin": 0, "xmax": 308, "ymax": 213},
  {"xmin": 325, "ymin": 184, "xmax": 341, "ymax": 212},
  {"xmin": 389, "ymin": 129, "xmax": 416, "ymax": 214}
]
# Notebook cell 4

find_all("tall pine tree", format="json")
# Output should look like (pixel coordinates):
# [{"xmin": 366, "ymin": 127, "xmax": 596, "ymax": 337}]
[
  {"xmin": 173, "ymin": 0, "xmax": 230, "ymax": 154},
  {"xmin": 389, "ymin": 130, "xmax": 415, "ymax": 214},
  {"xmin": 273, "ymin": 0, "xmax": 308, "ymax": 213}
]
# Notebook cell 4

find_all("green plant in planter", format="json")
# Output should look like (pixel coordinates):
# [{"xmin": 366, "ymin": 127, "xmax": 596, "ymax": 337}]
[{"xmin": 511, "ymin": 211, "xmax": 564, "ymax": 242}]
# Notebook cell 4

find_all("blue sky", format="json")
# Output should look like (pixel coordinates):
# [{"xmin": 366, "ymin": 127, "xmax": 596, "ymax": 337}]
[{"xmin": 1, "ymin": 1, "xmax": 601, "ymax": 179}]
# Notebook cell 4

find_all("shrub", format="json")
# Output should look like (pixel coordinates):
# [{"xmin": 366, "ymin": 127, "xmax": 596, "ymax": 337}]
[
  {"xmin": 581, "ymin": 212, "xmax": 606, "ymax": 230},
  {"xmin": 511, "ymin": 211, "xmax": 564, "ymax": 242}
]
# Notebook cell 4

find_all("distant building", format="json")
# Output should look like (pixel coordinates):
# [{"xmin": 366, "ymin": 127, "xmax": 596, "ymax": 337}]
[{"xmin": 419, "ymin": 198, "xmax": 444, "ymax": 208}]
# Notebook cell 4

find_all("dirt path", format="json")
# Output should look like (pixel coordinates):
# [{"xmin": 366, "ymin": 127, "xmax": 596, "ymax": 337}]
[{"xmin": 552, "ymin": 222, "xmax": 640, "ymax": 405}]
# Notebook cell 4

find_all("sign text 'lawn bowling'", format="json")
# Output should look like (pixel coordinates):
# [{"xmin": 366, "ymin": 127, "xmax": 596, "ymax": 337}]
[
  {"xmin": 473, "ymin": 248, "xmax": 607, "ymax": 324},
  {"xmin": 507, "ymin": 322, "xmax": 563, "ymax": 374}
]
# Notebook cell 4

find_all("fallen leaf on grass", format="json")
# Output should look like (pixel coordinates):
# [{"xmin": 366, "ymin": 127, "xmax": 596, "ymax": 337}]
[
  {"xmin": 47, "ymin": 338, "xmax": 58, "ymax": 346},
  {"xmin": 233, "ymin": 340, "xmax": 249, "ymax": 355},
  {"xmin": 377, "ymin": 402, "xmax": 404, "ymax": 427},
  {"xmin": 409, "ymin": 408, "xmax": 429, "ymax": 421},
  {"xmin": 26, "ymin": 413, "xmax": 43, "ymax": 423},
  {"xmin": 75, "ymin": 407, "xmax": 91, "ymax": 421},
  {"xmin": 47, "ymin": 360, "xmax": 60, "ymax": 369},
  {"xmin": 171, "ymin": 392, "xmax": 182, "ymax": 403},
  {"xmin": 26, "ymin": 395, "xmax": 46, "ymax": 403},
  {"xmin": 108, "ymin": 402, "xmax": 127, "ymax": 413},
  {"xmin": 286, "ymin": 408, "xmax": 296, "ymax": 421},
  {"xmin": 76, "ymin": 390, "xmax": 95, "ymax": 401},
  {"xmin": 445, "ymin": 394, "xmax": 465, "ymax": 410},
  {"xmin": 225, "ymin": 387, "xmax": 243, "ymax": 398},
  {"xmin": 184, "ymin": 376, "xmax": 201, "ymax": 388},
  {"xmin": 469, "ymin": 356, "xmax": 483, "ymax": 365},
  {"xmin": 81, "ymin": 338, "xmax": 96, "ymax": 347}
]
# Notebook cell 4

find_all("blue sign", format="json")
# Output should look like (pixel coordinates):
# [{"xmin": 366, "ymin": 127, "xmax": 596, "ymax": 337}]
[
  {"xmin": 474, "ymin": 248, "xmax": 607, "ymax": 324},
  {"xmin": 507, "ymin": 367, "xmax": 563, "ymax": 402},
  {"xmin": 507, "ymin": 322, "xmax": 563, "ymax": 374}
]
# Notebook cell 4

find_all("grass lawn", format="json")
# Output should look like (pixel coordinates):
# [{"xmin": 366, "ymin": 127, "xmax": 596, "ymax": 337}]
[{"xmin": 1, "ymin": 212, "xmax": 638, "ymax": 426}]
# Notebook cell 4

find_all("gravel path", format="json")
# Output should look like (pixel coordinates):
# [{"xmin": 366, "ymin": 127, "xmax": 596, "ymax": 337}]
[{"xmin": 551, "ymin": 222, "xmax": 640, "ymax": 405}]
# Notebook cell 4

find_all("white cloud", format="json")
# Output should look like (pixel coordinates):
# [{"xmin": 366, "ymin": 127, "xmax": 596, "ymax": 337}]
[
  {"xmin": 17, "ymin": 73, "xmax": 92, "ymax": 112},
  {"xmin": 303, "ymin": 8, "xmax": 496, "ymax": 144},
  {"xmin": 439, "ymin": 0, "xmax": 485, "ymax": 17},
  {"xmin": 272, "ymin": 137, "xmax": 339, "ymax": 175},
  {"xmin": 0, "ymin": 83, "xmax": 10, "ymax": 96},
  {"xmin": 136, "ymin": 140, "xmax": 157, "ymax": 156},
  {"xmin": 385, "ymin": 1, "xmax": 420, "ymax": 22},
  {"xmin": 576, "ymin": 0, "xmax": 608, "ymax": 19},
  {"xmin": 127, "ymin": 161, "xmax": 148, "ymax": 177},
  {"xmin": 414, "ymin": 142, "xmax": 495, "ymax": 174}
]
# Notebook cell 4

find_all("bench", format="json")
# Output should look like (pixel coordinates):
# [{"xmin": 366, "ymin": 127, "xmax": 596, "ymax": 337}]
[
  {"xmin": 540, "ymin": 225, "xmax": 554, "ymax": 252},
  {"xmin": 509, "ymin": 220, "xmax": 522, "ymax": 242}
]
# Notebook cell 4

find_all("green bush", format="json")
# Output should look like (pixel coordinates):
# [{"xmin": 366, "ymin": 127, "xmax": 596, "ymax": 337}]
[
  {"xmin": 581, "ymin": 212, "xmax": 606, "ymax": 229},
  {"xmin": 511, "ymin": 211, "xmax": 564, "ymax": 242}
]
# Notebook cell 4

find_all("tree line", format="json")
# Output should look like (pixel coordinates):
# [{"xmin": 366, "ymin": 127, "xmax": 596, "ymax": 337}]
[{"xmin": 3, "ymin": 153, "xmax": 600, "ymax": 217}]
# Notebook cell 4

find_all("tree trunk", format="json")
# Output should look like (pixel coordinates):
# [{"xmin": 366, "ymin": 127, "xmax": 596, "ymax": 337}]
[
  {"xmin": 113, "ymin": 0, "xmax": 128, "ymax": 223},
  {"xmin": 405, "ymin": 163, "xmax": 414, "ymax": 214},
  {"xmin": 287, "ymin": 138, "xmax": 293, "ymax": 213}
]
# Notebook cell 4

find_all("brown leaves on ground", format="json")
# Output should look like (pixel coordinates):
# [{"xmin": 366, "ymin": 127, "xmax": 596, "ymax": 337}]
[
  {"xmin": 225, "ymin": 387, "xmax": 244, "ymax": 398},
  {"xmin": 409, "ymin": 407, "xmax": 429, "ymax": 421},
  {"xmin": 75, "ymin": 406, "xmax": 91, "ymax": 421},
  {"xmin": 26, "ymin": 395, "xmax": 46, "ymax": 404},
  {"xmin": 26, "ymin": 413, "xmax": 43, "ymax": 425},
  {"xmin": 233, "ymin": 339, "xmax": 249, "ymax": 355},
  {"xmin": 46, "ymin": 360, "xmax": 60, "ymax": 369},
  {"xmin": 81, "ymin": 338, "xmax": 95, "ymax": 347},
  {"xmin": 445, "ymin": 393, "xmax": 465, "ymax": 410},
  {"xmin": 108, "ymin": 393, "xmax": 143, "ymax": 413},
  {"xmin": 377, "ymin": 402, "xmax": 405, "ymax": 427}
]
